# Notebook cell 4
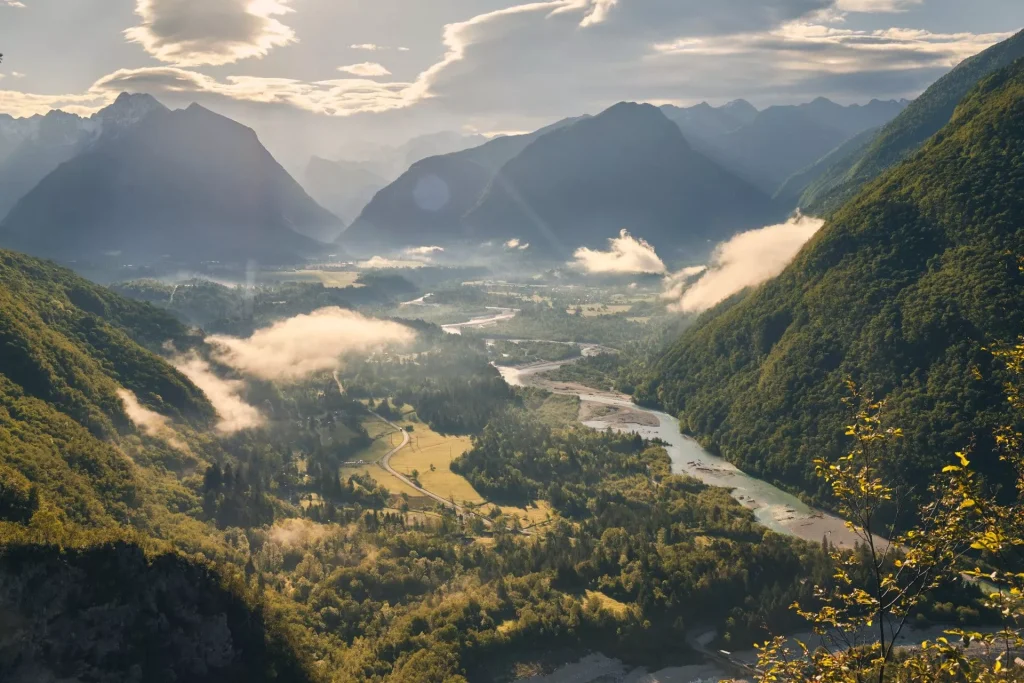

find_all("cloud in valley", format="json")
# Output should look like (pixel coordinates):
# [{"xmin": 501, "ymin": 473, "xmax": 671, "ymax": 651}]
[
  {"xmin": 173, "ymin": 355, "xmax": 264, "ymax": 434},
  {"xmin": 666, "ymin": 214, "xmax": 824, "ymax": 313},
  {"xmin": 125, "ymin": 0, "xmax": 297, "ymax": 67},
  {"xmin": 118, "ymin": 388, "xmax": 190, "ymax": 452},
  {"xmin": 357, "ymin": 256, "xmax": 428, "ymax": 269},
  {"xmin": 206, "ymin": 307, "xmax": 415, "ymax": 382},
  {"xmin": 571, "ymin": 229, "xmax": 667, "ymax": 275}
]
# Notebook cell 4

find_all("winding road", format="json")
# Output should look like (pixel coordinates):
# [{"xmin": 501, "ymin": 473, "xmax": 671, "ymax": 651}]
[{"xmin": 334, "ymin": 372, "xmax": 495, "ymax": 528}]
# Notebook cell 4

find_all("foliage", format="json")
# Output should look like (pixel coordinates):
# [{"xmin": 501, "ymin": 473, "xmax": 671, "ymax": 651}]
[
  {"xmin": 641, "ymin": 58, "xmax": 1024, "ymax": 511},
  {"xmin": 746, "ymin": 351, "xmax": 1024, "ymax": 682}
]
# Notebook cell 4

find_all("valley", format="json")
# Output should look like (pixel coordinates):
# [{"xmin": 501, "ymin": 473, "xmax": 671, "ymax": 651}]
[{"xmin": 2, "ymin": 20, "xmax": 1024, "ymax": 683}]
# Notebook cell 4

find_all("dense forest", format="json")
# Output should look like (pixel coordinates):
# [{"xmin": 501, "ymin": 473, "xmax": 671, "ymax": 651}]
[{"xmin": 641, "ymin": 58, "xmax": 1024, "ymax": 509}]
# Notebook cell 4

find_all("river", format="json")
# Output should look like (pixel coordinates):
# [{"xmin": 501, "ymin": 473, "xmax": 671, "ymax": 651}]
[{"xmin": 437, "ymin": 308, "xmax": 861, "ymax": 548}]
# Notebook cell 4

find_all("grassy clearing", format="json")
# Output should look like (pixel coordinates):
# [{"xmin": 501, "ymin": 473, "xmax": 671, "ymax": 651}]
[
  {"xmin": 389, "ymin": 422, "xmax": 486, "ymax": 506},
  {"xmin": 585, "ymin": 590, "xmax": 631, "ymax": 617}
]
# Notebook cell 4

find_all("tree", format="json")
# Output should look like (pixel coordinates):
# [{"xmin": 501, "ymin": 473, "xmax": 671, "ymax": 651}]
[{"xmin": 749, "ymin": 354, "xmax": 1024, "ymax": 682}]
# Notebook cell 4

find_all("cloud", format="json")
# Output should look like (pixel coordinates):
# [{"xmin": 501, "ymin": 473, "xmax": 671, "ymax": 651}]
[
  {"xmin": 173, "ymin": 355, "xmax": 264, "ymax": 433},
  {"xmin": 358, "ymin": 256, "xmax": 428, "ymax": 269},
  {"xmin": 666, "ymin": 214, "xmax": 823, "ymax": 313},
  {"xmin": 504, "ymin": 238, "xmax": 530, "ymax": 250},
  {"xmin": 91, "ymin": 66, "xmax": 418, "ymax": 117},
  {"xmin": 338, "ymin": 62, "xmax": 392, "ymax": 77},
  {"xmin": 0, "ymin": 0, "xmax": 1012, "ymax": 124},
  {"xmin": 125, "ymin": 0, "xmax": 297, "ymax": 67},
  {"xmin": 570, "ymin": 229, "xmax": 667, "ymax": 275},
  {"xmin": 118, "ymin": 388, "xmax": 190, "ymax": 452},
  {"xmin": 206, "ymin": 307, "xmax": 415, "ymax": 382},
  {"xmin": 0, "ymin": 89, "xmax": 113, "ymax": 117},
  {"xmin": 2, "ymin": 1, "xmax": 26, "ymax": 7},
  {"xmin": 404, "ymin": 245, "xmax": 445, "ymax": 256}
]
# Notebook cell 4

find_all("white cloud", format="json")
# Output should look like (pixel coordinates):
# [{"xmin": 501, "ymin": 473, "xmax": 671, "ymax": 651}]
[
  {"xmin": 570, "ymin": 229, "xmax": 667, "ymax": 274},
  {"xmin": 351, "ymin": 43, "xmax": 383, "ymax": 51},
  {"xmin": 174, "ymin": 355, "xmax": 264, "ymax": 434},
  {"xmin": 505, "ymin": 238, "xmax": 522, "ymax": 249},
  {"xmin": 2, "ymin": 1, "xmax": 26, "ymax": 7},
  {"xmin": 404, "ymin": 245, "xmax": 445, "ymax": 256},
  {"xmin": 125, "ymin": 0, "xmax": 297, "ymax": 67},
  {"xmin": 118, "ymin": 388, "xmax": 190, "ymax": 452},
  {"xmin": 338, "ymin": 62, "xmax": 392, "ymax": 77},
  {"xmin": 666, "ymin": 214, "xmax": 823, "ymax": 313},
  {"xmin": 92, "ymin": 66, "xmax": 418, "ymax": 117},
  {"xmin": 207, "ymin": 307, "xmax": 415, "ymax": 382},
  {"xmin": 0, "ymin": 89, "xmax": 113, "ymax": 117},
  {"xmin": 358, "ymin": 256, "xmax": 428, "ymax": 269}
]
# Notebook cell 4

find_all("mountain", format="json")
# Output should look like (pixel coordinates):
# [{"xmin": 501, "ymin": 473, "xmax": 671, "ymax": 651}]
[
  {"xmin": 659, "ymin": 100, "xmax": 754, "ymax": 140},
  {"xmin": 0, "ymin": 94, "xmax": 339, "ymax": 263},
  {"xmin": 303, "ymin": 156, "xmax": 389, "ymax": 228},
  {"xmin": 773, "ymin": 125, "xmax": 881, "ymax": 206},
  {"xmin": 340, "ymin": 117, "xmax": 586, "ymax": 251},
  {"xmin": 638, "ymin": 58, "xmax": 1024, "ymax": 506},
  {"xmin": 461, "ymin": 102, "xmax": 780, "ymax": 257},
  {"xmin": 0, "ymin": 248, "xmax": 213, "ymax": 527},
  {"xmin": 679, "ymin": 98, "xmax": 908, "ymax": 195},
  {"xmin": 0, "ymin": 541, "xmax": 317, "ymax": 683},
  {"xmin": 800, "ymin": 29, "xmax": 1024, "ymax": 215},
  {"xmin": 0, "ymin": 110, "xmax": 96, "ymax": 220}
]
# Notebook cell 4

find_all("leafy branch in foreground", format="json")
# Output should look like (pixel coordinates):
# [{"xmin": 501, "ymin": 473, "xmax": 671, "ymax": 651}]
[{"xmin": 744, "ymin": 348, "xmax": 1024, "ymax": 682}]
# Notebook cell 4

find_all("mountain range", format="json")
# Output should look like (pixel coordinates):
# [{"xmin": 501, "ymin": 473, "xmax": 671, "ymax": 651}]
[
  {"xmin": 799, "ymin": 28, "xmax": 1024, "ymax": 214},
  {"xmin": 0, "ymin": 94, "xmax": 340, "ymax": 264},
  {"xmin": 462, "ymin": 102, "xmax": 781, "ymax": 257},
  {"xmin": 640, "ymin": 55, "xmax": 1024, "ymax": 506},
  {"xmin": 662, "ymin": 97, "xmax": 909, "ymax": 196},
  {"xmin": 341, "ymin": 116, "xmax": 587, "ymax": 251}
]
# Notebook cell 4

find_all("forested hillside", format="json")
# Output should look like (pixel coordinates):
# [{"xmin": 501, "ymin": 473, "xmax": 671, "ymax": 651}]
[
  {"xmin": 640, "ymin": 58, "xmax": 1024, "ymax": 506},
  {"xmin": 800, "ymin": 29, "xmax": 1024, "ymax": 215}
]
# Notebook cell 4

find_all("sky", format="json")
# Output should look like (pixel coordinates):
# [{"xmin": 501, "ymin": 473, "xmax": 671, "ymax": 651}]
[{"xmin": 0, "ymin": 0, "xmax": 1020, "ymax": 167}]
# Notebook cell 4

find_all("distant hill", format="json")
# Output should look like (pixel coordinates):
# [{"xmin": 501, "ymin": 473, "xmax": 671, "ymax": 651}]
[
  {"xmin": 303, "ymin": 156, "xmax": 389, "ymax": 228},
  {"xmin": 462, "ymin": 102, "xmax": 781, "ymax": 257},
  {"xmin": 0, "ymin": 94, "xmax": 338, "ymax": 264},
  {"xmin": 340, "ymin": 118, "xmax": 585, "ymax": 251},
  {"xmin": 800, "ymin": 29, "xmax": 1024, "ymax": 214},
  {"xmin": 0, "ymin": 248, "xmax": 212, "ymax": 526},
  {"xmin": 669, "ymin": 98, "xmax": 907, "ymax": 195},
  {"xmin": 639, "ymin": 58, "xmax": 1024, "ymax": 507},
  {"xmin": 773, "ymin": 126, "xmax": 881, "ymax": 206}
]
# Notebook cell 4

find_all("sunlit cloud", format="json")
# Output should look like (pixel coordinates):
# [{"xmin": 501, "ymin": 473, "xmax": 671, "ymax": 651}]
[
  {"xmin": 118, "ymin": 388, "xmax": 190, "ymax": 452},
  {"xmin": 125, "ymin": 0, "xmax": 297, "ymax": 67},
  {"xmin": 206, "ymin": 307, "xmax": 415, "ymax": 382},
  {"xmin": 570, "ymin": 229, "xmax": 667, "ymax": 275},
  {"xmin": 404, "ymin": 245, "xmax": 445, "ymax": 256},
  {"xmin": 173, "ymin": 355, "xmax": 264, "ymax": 434},
  {"xmin": 338, "ymin": 62, "xmax": 392, "ymax": 77},
  {"xmin": 357, "ymin": 256, "xmax": 428, "ymax": 269},
  {"xmin": 665, "ymin": 214, "xmax": 823, "ymax": 313}
]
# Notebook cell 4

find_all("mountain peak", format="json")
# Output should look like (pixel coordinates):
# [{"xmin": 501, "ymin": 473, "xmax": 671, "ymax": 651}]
[{"xmin": 93, "ymin": 92, "xmax": 167, "ymax": 128}]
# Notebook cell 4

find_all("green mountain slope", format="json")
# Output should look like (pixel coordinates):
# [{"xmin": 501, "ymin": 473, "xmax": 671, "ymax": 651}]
[
  {"xmin": 0, "ymin": 540, "xmax": 317, "ymax": 683},
  {"xmin": 0, "ymin": 249, "xmax": 213, "ymax": 526},
  {"xmin": 639, "ymin": 59, "xmax": 1024, "ymax": 504},
  {"xmin": 801, "ymin": 29, "xmax": 1024, "ymax": 215}
]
